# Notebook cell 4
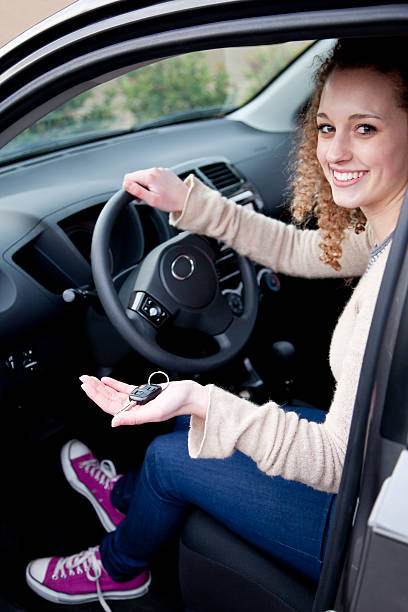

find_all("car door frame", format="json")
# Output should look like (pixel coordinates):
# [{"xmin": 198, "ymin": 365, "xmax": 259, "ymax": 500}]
[
  {"xmin": 1, "ymin": 1, "xmax": 408, "ymax": 147},
  {"xmin": 1, "ymin": 2, "xmax": 408, "ymax": 610},
  {"xmin": 314, "ymin": 188, "xmax": 408, "ymax": 610}
]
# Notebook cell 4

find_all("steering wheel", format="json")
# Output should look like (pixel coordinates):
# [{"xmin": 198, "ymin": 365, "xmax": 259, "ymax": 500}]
[{"xmin": 91, "ymin": 189, "xmax": 258, "ymax": 374}]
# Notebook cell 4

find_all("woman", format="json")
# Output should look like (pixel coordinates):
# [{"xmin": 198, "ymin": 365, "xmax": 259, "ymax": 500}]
[{"xmin": 25, "ymin": 36, "xmax": 408, "ymax": 610}]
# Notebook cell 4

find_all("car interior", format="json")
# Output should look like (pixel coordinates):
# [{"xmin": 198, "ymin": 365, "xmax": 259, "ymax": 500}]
[{"xmin": 0, "ymin": 5, "xmax": 404, "ymax": 610}]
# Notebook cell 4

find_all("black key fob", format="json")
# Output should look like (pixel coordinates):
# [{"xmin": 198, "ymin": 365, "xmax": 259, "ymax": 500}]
[{"xmin": 129, "ymin": 384, "xmax": 162, "ymax": 405}]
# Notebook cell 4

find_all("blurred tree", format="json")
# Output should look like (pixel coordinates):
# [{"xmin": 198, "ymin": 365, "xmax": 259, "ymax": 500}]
[
  {"xmin": 242, "ymin": 42, "xmax": 312, "ymax": 102},
  {"xmin": 11, "ymin": 91, "xmax": 115, "ymax": 147},
  {"xmin": 118, "ymin": 52, "xmax": 229, "ymax": 124},
  {"xmin": 12, "ymin": 51, "xmax": 229, "ymax": 148}
]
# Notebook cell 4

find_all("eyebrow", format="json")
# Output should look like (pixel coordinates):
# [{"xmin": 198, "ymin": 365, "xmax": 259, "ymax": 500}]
[{"xmin": 317, "ymin": 112, "xmax": 383, "ymax": 121}]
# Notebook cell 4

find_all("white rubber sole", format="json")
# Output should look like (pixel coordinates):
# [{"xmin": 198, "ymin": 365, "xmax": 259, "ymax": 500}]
[
  {"xmin": 60, "ymin": 440, "xmax": 116, "ymax": 532},
  {"xmin": 25, "ymin": 563, "xmax": 151, "ymax": 604}
]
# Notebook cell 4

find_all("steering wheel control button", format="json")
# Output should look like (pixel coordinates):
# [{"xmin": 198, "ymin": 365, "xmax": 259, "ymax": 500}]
[
  {"xmin": 128, "ymin": 291, "xmax": 169, "ymax": 327},
  {"xmin": 148, "ymin": 305, "xmax": 159, "ymax": 317},
  {"xmin": 225, "ymin": 292, "xmax": 244, "ymax": 316},
  {"xmin": 171, "ymin": 254, "xmax": 195, "ymax": 280},
  {"xmin": 22, "ymin": 349, "xmax": 38, "ymax": 373},
  {"xmin": 4, "ymin": 354, "xmax": 16, "ymax": 373},
  {"xmin": 258, "ymin": 269, "xmax": 281, "ymax": 293}
]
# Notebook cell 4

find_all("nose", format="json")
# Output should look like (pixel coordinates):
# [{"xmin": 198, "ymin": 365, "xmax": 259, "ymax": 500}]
[{"xmin": 326, "ymin": 131, "xmax": 352, "ymax": 164}]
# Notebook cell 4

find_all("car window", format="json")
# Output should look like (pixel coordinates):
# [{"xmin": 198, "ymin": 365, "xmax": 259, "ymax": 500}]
[{"xmin": 0, "ymin": 41, "xmax": 311, "ymax": 164}]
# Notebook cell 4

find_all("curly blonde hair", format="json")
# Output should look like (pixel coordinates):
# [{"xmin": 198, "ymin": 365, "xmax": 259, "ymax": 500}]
[{"xmin": 289, "ymin": 37, "xmax": 408, "ymax": 271}]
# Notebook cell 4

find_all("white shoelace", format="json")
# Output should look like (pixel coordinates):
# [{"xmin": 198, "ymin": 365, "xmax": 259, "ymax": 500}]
[
  {"xmin": 79, "ymin": 458, "xmax": 118, "ymax": 490},
  {"xmin": 52, "ymin": 547, "xmax": 112, "ymax": 612}
]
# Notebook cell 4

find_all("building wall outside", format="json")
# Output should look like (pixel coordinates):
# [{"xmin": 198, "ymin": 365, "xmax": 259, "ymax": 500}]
[{"xmin": 0, "ymin": 0, "xmax": 75, "ymax": 48}]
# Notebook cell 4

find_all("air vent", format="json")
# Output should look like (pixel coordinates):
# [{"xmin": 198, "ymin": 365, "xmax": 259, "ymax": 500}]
[
  {"xmin": 215, "ymin": 244, "xmax": 244, "ymax": 317},
  {"xmin": 200, "ymin": 162, "xmax": 243, "ymax": 192},
  {"xmin": 178, "ymin": 170, "xmax": 200, "ymax": 182},
  {"xmin": 215, "ymin": 244, "xmax": 241, "ymax": 291}
]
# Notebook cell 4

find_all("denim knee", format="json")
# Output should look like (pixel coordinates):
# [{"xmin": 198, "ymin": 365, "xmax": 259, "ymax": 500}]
[{"xmin": 141, "ymin": 432, "xmax": 187, "ymax": 503}]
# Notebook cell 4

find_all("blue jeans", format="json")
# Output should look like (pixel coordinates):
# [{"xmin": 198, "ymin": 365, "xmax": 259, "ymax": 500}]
[{"xmin": 100, "ymin": 406, "xmax": 336, "ymax": 583}]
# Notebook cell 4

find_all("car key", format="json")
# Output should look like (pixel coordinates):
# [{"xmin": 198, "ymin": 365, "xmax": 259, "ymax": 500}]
[
  {"xmin": 114, "ymin": 385, "xmax": 162, "ymax": 417},
  {"xmin": 130, "ymin": 384, "xmax": 163, "ymax": 404},
  {"xmin": 114, "ymin": 372, "xmax": 169, "ymax": 417}
]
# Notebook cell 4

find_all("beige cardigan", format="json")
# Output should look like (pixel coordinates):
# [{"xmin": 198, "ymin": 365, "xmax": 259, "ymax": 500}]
[{"xmin": 170, "ymin": 176, "xmax": 388, "ymax": 493}]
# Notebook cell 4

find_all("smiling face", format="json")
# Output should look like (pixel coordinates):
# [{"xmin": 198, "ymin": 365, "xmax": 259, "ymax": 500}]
[{"xmin": 316, "ymin": 68, "xmax": 408, "ymax": 222}]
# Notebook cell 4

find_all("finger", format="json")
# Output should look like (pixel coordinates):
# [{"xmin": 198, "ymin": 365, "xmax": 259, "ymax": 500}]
[
  {"xmin": 79, "ymin": 374, "xmax": 101, "ymax": 384},
  {"xmin": 100, "ymin": 376, "xmax": 135, "ymax": 395},
  {"xmin": 124, "ymin": 182, "xmax": 162, "ymax": 209},
  {"xmin": 79, "ymin": 375, "xmax": 107, "ymax": 398},
  {"xmin": 123, "ymin": 169, "xmax": 153, "ymax": 185},
  {"xmin": 123, "ymin": 179, "xmax": 150, "ymax": 199},
  {"xmin": 111, "ymin": 411, "xmax": 139, "ymax": 428},
  {"xmin": 111, "ymin": 408, "xmax": 154, "ymax": 428},
  {"xmin": 80, "ymin": 381, "xmax": 109, "ymax": 409},
  {"xmin": 80, "ymin": 375, "xmax": 112, "ymax": 394},
  {"xmin": 80, "ymin": 379, "xmax": 127, "ymax": 415},
  {"xmin": 123, "ymin": 168, "xmax": 166, "ymax": 185},
  {"xmin": 111, "ymin": 395, "xmax": 174, "ymax": 428}
]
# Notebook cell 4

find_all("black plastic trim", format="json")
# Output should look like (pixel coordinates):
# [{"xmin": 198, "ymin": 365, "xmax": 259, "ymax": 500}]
[
  {"xmin": 380, "ymin": 286, "xmax": 408, "ymax": 444},
  {"xmin": 1, "ymin": 1, "xmax": 403, "ymax": 73}
]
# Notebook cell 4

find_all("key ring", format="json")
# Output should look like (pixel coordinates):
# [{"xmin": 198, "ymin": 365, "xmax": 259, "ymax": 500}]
[{"xmin": 148, "ymin": 370, "xmax": 169, "ymax": 389}]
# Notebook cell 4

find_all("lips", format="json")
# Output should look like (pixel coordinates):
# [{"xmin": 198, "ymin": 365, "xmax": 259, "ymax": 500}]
[{"xmin": 330, "ymin": 168, "xmax": 367, "ymax": 187}]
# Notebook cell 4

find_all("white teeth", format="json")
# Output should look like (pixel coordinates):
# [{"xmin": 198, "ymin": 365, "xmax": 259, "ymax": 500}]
[{"xmin": 333, "ymin": 170, "xmax": 365, "ymax": 182}]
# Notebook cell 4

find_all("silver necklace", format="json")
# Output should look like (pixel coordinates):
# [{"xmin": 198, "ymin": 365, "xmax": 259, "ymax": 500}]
[{"xmin": 365, "ymin": 231, "xmax": 394, "ymax": 273}]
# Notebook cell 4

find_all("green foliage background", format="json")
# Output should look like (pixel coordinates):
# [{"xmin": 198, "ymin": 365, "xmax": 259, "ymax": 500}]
[
  {"xmin": 3, "ymin": 43, "xmax": 311, "ymax": 155},
  {"xmin": 118, "ymin": 53, "xmax": 229, "ymax": 122}
]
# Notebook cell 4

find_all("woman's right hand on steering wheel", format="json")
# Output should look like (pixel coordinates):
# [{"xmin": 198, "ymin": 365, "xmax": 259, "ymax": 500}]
[{"xmin": 122, "ymin": 167, "xmax": 188, "ymax": 213}]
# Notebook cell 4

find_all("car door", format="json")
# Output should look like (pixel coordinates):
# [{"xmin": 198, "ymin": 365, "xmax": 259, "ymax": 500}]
[
  {"xmin": 313, "ymin": 187, "xmax": 408, "ymax": 611},
  {"xmin": 1, "ymin": 3, "xmax": 408, "ymax": 611}
]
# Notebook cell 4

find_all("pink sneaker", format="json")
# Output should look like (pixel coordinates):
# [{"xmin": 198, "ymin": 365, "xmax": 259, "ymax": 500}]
[
  {"xmin": 26, "ymin": 546, "xmax": 150, "ymax": 610},
  {"xmin": 61, "ymin": 440, "xmax": 125, "ymax": 532}
]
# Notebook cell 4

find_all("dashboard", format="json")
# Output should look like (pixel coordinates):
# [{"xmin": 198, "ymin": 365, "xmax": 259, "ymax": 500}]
[{"xmin": 0, "ymin": 117, "xmax": 291, "ymax": 409}]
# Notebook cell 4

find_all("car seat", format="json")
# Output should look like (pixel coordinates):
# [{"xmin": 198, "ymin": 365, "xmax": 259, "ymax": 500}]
[{"xmin": 179, "ymin": 508, "xmax": 317, "ymax": 612}]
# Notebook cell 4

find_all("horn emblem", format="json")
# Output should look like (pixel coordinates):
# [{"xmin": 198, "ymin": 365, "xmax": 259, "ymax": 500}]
[{"xmin": 171, "ymin": 254, "xmax": 195, "ymax": 280}]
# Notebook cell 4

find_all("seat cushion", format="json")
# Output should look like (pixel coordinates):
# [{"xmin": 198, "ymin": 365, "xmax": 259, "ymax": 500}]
[{"xmin": 179, "ymin": 509, "xmax": 317, "ymax": 612}]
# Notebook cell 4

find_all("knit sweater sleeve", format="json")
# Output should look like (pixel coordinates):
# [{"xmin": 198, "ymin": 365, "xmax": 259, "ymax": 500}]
[
  {"xmin": 188, "ymin": 318, "xmax": 365, "ymax": 493},
  {"xmin": 169, "ymin": 175, "xmax": 373, "ymax": 278},
  {"xmin": 188, "ymin": 252, "xmax": 388, "ymax": 493}
]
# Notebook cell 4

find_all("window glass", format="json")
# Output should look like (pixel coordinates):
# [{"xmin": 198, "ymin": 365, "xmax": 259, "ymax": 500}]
[{"xmin": 0, "ymin": 41, "xmax": 312, "ymax": 164}]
